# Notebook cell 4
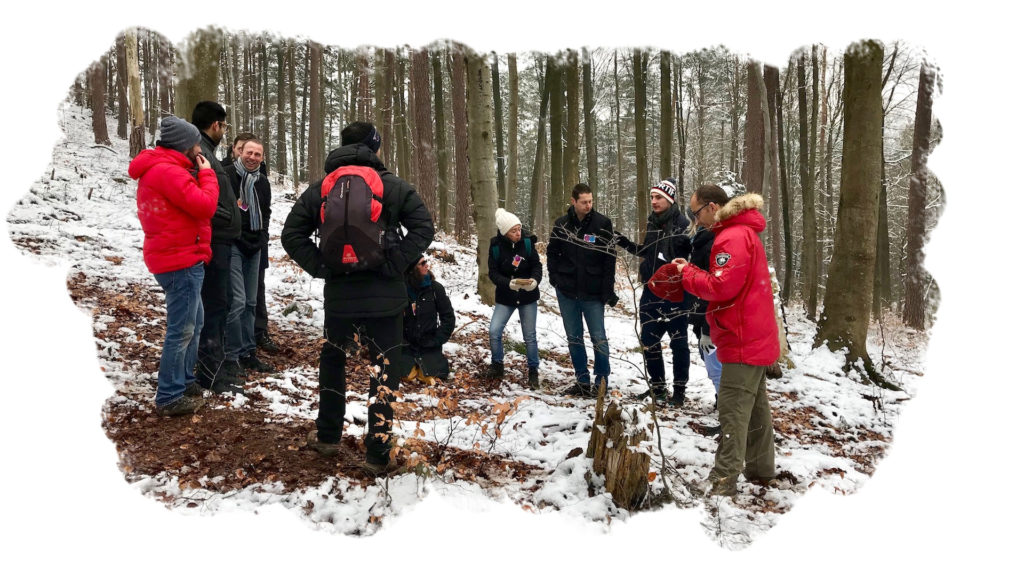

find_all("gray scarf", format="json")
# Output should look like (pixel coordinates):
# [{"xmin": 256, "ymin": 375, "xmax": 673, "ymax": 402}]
[{"xmin": 233, "ymin": 158, "xmax": 262, "ymax": 231}]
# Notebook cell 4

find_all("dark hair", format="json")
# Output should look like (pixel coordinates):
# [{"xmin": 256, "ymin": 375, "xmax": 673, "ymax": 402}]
[
  {"xmin": 693, "ymin": 184, "xmax": 730, "ymax": 207},
  {"xmin": 232, "ymin": 132, "xmax": 258, "ymax": 147},
  {"xmin": 342, "ymin": 121, "xmax": 376, "ymax": 146},
  {"xmin": 571, "ymin": 183, "xmax": 592, "ymax": 200},
  {"xmin": 240, "ymin": 138, "xmax": 264, "ymax": 150},
  {"xmin": 191, "ymin": 101, "xmax": 226, "ymax": 130}
]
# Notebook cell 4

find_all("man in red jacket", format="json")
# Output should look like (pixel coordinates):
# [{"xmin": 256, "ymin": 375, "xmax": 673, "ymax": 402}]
[
  {"xmin": 130, "ymin": 115, "xmax": 220, "ymax": 416},
  {"xmin": 675, "ymin": 188, "xmax": 779, "ymax": 497}
]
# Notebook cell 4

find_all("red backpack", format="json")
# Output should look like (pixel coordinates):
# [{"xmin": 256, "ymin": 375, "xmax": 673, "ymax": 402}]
[{"xmin": 318, "ymin": 165, "xmax": 388, "ymax": 274}]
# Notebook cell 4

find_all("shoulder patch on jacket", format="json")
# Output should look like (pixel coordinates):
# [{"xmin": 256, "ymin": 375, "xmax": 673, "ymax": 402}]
[{"xmin": 715, "ymin": 252, "xmax": 732, "ymax": 267}]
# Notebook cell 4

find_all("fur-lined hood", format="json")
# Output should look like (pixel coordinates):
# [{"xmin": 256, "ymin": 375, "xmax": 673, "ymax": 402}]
[{"xmin": 715, "ymin": 193, "xmax": 765, "ymax": 223}]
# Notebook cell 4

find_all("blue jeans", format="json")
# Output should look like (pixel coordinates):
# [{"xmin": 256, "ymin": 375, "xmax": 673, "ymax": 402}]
[
  {"xmin": 153, "ymin": 262, "xmax": 205, "ymax": 406},
  {"xmin": 555, "ymin": 288, "xmax": 609, "ymax": 383},
  {"xmin": 702, "ymin": 347, "xmax": 722, "ymax": 393},
  {"xmin": 226, "ymin": 244, "xmax": 261, "ymax": 361},
  {"xmin": 489, "ymin": 302, "xmax": 540, "ymax": 368}
]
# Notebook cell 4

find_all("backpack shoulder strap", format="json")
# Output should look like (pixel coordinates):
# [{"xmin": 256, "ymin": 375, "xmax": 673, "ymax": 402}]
[
  {"xmin": 491, "ymin": 244, "xmax": 499, "ymax": 261},
  {"xmin": 524, "ymin": 237, "xmax": 532, "ymax": 256}
]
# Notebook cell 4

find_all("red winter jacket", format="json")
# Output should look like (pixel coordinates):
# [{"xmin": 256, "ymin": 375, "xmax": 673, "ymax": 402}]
[
  {"xmin": 681, "ymin": 194, "xmax": 779, "ymax": 367},
  {"xmin": 129, "ymin": 147, "xmax": 219, "ymax": 275}
]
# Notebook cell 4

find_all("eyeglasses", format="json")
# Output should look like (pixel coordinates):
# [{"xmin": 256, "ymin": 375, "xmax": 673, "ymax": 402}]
[
  {"xmin": 693, "ymin": 203, "xmax": 711, "ymax": 218},
  {"xmin": 218, "ymin": 121, "xmax": 231, "ymax": 130}
]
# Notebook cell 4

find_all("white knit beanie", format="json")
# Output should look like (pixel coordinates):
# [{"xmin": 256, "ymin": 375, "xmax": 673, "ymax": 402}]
[
  {"xmin": 650, "ymin": 178, "xmax": 678, "ymax": 204},
  {"xmin": 495, "ymin": 208, "xmax": 522, "ymax": 235}
]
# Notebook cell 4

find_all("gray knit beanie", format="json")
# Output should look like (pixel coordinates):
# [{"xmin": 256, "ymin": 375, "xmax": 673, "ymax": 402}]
[{"xmin": 157, "ymin": 115, "xmax": 202, "ymax": 153}]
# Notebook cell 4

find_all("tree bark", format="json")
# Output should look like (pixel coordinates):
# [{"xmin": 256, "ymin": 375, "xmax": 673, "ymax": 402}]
[
  {"xmin": 903, "ymin": 63, "xmax": 935, "ymax": 330},
  {"xmin": 434, "ymin": 49, "xmax": 451, "ymax": 232},
  {"xmin": 88, "ymin": 60, "xmax": 111, "ymax": 146},
  {"xmin": 586, "ymin": 386, "xmax": 651, "ymax": 510},
  {"xmin": 742, "ymin": 60, "xmax": 765, "ymax": 195},
  {"xmin": 467, "ymin": 51, "xmax": 499, "ymax": 306},
  {"xmin": 764, "ymin": 65, "xmax": 784, "ymax": 279},
  {"xmin": 775, "ymin": 64, "xmax": 794, "ymax": 303},
  {"xmin": 548, "ymin": 54, "xmax": 564, "ymax": 219},
  {"xmin": 125, "ymin": 29, "xmax": 146, "ymax": 158},
  {"xmin": 306, "ymin": 41, "xmax": 325, "ymax": 185},
  {"xmin": 815, "ymin": 41, "xmax": 884, "ymax": 369},
  {"xmin": 451, "ymin": 47, "xmax": 471, "ymax": 242},
  {"xmin": 412, "ymin": 48, "xmax": 437, "ymax": 219},
  {"xmin": 528, "ymin": 60, "xmax": 550, "ymax": 235},
  {"xmin": 174, "ymin": 29, "xmax": 221, "ymax": 125},
  {"xmin": 798, "ymin": 52, "xmax": 819, "ymax": 320},
  {"xmin": 275, "ymin": 42, "xmax": 287, "ymax": 181},
  {"xmin": 659, "ymin": 51, "xmax": 673, "ymax": 179},
  {"xmin": 507, "ymin": 53, "xmax": 521, "ymax": 215},
  {"xmin": 564, "ymin": 50, "xmax": 580, "ymax": 199},
  {"xmin": 582, "ymin": 48, "xmax": 598, "ymax": 200},
  {"xmin": 633, "ymin": 49, "xmax": 649, "ymax": 237},
  {"xmin": 491, "ymin": 53, "xmax": 507, "ymax": 206},
  {"xmin": 116, "ymin": 34, "xmax": 128, "ymax": 139}
]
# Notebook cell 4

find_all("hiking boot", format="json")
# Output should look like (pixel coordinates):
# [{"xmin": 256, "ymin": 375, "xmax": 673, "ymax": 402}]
[
  {"xmin": 564, "ymin": 381, "xmax": 592, "ymax": 397},
  {"xmin": 223, "ymin": 360, "xmax": 246, "ymax": 382},
  {"xmin": 257, "ymin": 333, "xmax": 281, "ymax": 353},
  {"xmin": 360, "ymin": 459, "xmax": 402, "ymax": 477},
  {"xmin": 669, "ymin": 383, "xmax": 686, "ymax": 406},
  {"xmin": 184, "ymin": 381, "xmax": 204, "ymax": 397},
  {"xmin": 746, "ymin": 475, "xmax": 781, "ymax": 489},
  {"xmin": 240, "ymin": 352, "xmax": 273, "ymax": 373},
  {"xmin": 634, "ymin": 383, "xmax": 668, "ymax": 402},
  {"xmin": 706, "ymin": 475, "xmax": 738, "ymax": 497},
  {"xmin": 154, "ymin": 394, "xmax": 205, "ymax": 417},
  {"xmin": 486, "ymin": 362, "xmax": 504, "ymax": 380},
  {"xmin": 306, "ymin": 429, "xmax": 341, "ymax": 457},
  {"xmin": 699, "ymin": 423, "xmax": 722, "ymax": 437},
  {"xmin": 211, "ymin": 379, "xmax": 246, "ymax": 396},
  {"xmin": 592, "ymin": 376, "xmax": 609, "ymax": 397},
  {"xmin": 527, "ymin": 367, "xmax": 540, "ymax": 390}
]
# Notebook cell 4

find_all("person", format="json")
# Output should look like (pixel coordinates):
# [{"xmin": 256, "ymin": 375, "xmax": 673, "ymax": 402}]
[
  {"xmin": 674, "ymin": 189, "xmax": 779, "ymax": 497},
  {"xmin": 282, "ymin": 121, "xmax": 434, "ymax": 476},
  {"xmin": 223, "ymin": 132, "xmax": 278, "ymax": 354},
  {"xmin": 129, "ymin": 115, "xmax": 219, "ymax": 416},
  {"xmin": 615, "ymin": 178, "xmax": 694, "ymax": 405},
  {"xmin": 224, "ymin": 139, "xmax": 273, "ymax": 378},
  {"xmin": 397, "ymin": 255, "xmax": 455, "ymax": 386},
  {"xmin": 191, "ymin": 101, "xmax": 244, "ymax": 395},
  {"xmin": 547, "ymin": 183, "xmax": 616, "ymax": 396},
  {"xmin": 486, "ymin": 208, "xmax": 543, "ymax": 389}
]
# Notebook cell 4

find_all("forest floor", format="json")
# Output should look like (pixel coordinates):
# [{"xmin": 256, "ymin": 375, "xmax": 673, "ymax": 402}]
[{"xmin": 5, "ymin": 104, "xmax": 928, "ymax": 548}]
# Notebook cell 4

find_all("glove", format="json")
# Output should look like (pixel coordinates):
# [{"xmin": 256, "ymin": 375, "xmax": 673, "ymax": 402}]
[
  {"xmin": 699, "ymin": 334, "xmax": 715, "ymax": 356},
  {"xmin": 605, "ymin": 294, "xmax": 619, "ymax": 307},
  {"xmin": 613, "ymin": 231, "xmax": 629, "ymax": 248},
  {"xmin": 520, "ymin": 278, "xmax": 538, "ymax": 292},
  {"xmin": 509, "ymin": 280, "xmax": 521, "ymax": 291}
]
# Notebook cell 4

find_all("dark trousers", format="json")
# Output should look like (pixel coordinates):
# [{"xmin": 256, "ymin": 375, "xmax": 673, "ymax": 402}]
[
  {"xmin": 197, "ymin": 242, "xmax": 233, "ymax": 383},
  {"xmin": 318, "ymin": 314, "xmax": 402, "ymax": 465},
  {"xmin": 254, "ymin": 246, "xmax": 269, "ymax": 341},
  {"xmin": 639, "ymin": 290, "xmax": 691, "ymax": 386}
]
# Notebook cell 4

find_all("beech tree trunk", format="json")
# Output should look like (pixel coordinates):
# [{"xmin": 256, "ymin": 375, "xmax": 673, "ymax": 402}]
[
  {"xmin": 125, "ymin": 29, "xmax": 145, "ymax": 158},
  {"xmin": 815, "ymin": 41, "xmax": 884, "ymax": 368},
  {"xmin": 903, "ymin": 63, "xmax": 935, "ymax": 330},
  {"xmin": 466, "ymin": 51, "xmax": 498, "ymax": 305}
]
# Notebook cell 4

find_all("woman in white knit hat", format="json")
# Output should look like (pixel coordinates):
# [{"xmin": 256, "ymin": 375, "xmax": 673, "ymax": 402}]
[{"xmin": 486, "ymin": 208, "xmax": 543, "ymax": 389}]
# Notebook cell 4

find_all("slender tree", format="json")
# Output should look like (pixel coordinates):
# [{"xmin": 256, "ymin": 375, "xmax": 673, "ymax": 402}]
[
  {"xmin": 412, "ymin": 48, "xmax": 437, "ymax": 217},
  {"xmin": 507, "ymin": 53, "xmax": 520, "ymax": 213},
  {"xmin": 306, "ymin": 41, "xmax": 325, "ymax": 184},
  {"xmin": 582, "ymin": 48, "xmax": 598, "ymax": 198},
  {"xmin": 903, "ymin": 63, "xmax": 935, "ymax": 330},
  {"xmin": 798, "ymin": 52, "xmax": 818, "ymax": 319},
  {"xmin": 174, "ymin": 29, "xmax": 221, "ymax": 125},
  {"xmin": 451, "ymin": 47, "xmax": 471, "ymax": 242},
  {"xmin": 564, "ymin": 50, "xmax": 580, "ymax": 198},
  {"xmin": 88, "ymin": 60, "xmax": 111, "ymax": 146},
  {"xmin": 434, "ymin": 49, "xmax": 451, "ymax": 232},
  {"xmin": 491, "ymin": 53, "xmax": 507, "ymax": 205},
  {"xmin": 116, "ymin": 34, "xmax": 128, "ymax": 139},
  {"xmin": 548, "ymin": 54, "xmax": 564, "ymax": 218},
  {"xmin": 528, "ymin": 60, "xmax": 550, "ymax": 235},
  {"xmin": 659, "ymin": 51, "xmax": 673, "ymax": 178},
  {"xmin": 632, "ymin": 49, "xmax": 649, "ymax": 236},
  {"xmin": 125, "ymin": 29, "xmax": 145, "ymax": 157}
]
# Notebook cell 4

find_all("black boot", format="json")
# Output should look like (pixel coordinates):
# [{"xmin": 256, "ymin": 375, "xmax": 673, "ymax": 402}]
[
  {"xmin": 486, "ymin": 362, "xmax": 504, "ymax": 380},
  {"xmin": 634, "ymin": 382, "xmax": 668, "ymax": 402},
  {"xmin": 240, "ymin": 351, "xmax": 273, "ymax": 373},
  {"xmin": 527, "ymin": 367, "xmax": 540, "ymax": 390},
  {"xmin": 670, "ymin": 382, "xmax": 686, "ymax": 406}
]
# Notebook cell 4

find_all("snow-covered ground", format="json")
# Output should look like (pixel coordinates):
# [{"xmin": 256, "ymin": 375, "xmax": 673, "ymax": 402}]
[{"xmin": 7, "ymin": 103, "xmax": 927, "ymax": 549}]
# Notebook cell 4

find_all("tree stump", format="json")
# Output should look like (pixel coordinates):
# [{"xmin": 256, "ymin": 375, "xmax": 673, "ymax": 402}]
[{"xmin": 586, "ymin": 381, "xmax": 652, "ymax": 509}]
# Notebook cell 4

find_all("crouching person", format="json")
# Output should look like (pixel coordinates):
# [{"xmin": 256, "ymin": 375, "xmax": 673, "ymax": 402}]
[
  {"xmin": 486, "ymin": 208, "xmax": 543, "ymax": 389},
  {"xmin": 281, "ymin": 121, "xmax": 434, "ymax": 476},
  {"xmin": 130, "ymin": 116, "xmax": 219, "ymax": 416},
  {"xmin": 398, "ymin": 255, "xmax": 455, "ymax": 385}
]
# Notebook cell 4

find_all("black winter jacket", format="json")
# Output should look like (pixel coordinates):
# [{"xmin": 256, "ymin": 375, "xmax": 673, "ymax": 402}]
[
  {"xmin": 547, "ymin": 207, "xmax": 616, "ymax": 302},
  {"xmin": 689, "ymin": 226, "xmax": 714, "ymax": 336},
  {"xmin": 398, "ymin": 273, "xmax": 455, "ymax": 379},
  {"xmin": 280, "ymin": 143, "xmax": 435, "ymax": 318},
  {"xmin": 200, "ymin": 132, "xmax": 241, "ymax": 244},
  {"xmin": 225, "ymin": 166, "xmax": 272, "ymax": 257},
  {"xmin": 616, "ymin": 203, "xmax": 692, "ymax": 284},
  {"xmin": 488, "ymin": 232, "xmax": 543, "ymax": 307}
]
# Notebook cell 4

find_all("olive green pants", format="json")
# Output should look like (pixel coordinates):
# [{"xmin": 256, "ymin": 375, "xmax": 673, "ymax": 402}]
[{"xmin": 709, "ymin": 362, "xmax": 776, "ymax": 485}]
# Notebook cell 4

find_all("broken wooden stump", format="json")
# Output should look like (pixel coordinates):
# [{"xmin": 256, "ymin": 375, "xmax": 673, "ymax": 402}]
[{"xmin": 586, "ymin": 380, "xmax": 652, "ymax": 509}]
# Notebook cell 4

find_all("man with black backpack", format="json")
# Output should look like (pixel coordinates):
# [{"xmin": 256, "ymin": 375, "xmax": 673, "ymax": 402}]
[{"xmin": 282, "ymin": 121, "xmax": 434, "ymax": 476}]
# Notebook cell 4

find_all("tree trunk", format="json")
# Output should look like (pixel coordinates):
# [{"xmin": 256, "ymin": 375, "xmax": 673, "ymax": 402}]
[
  {"xmin": 306, "ymin": 41, "xmax": 325, "ymax": 185},
  {"xmin": 116, "ymin": 34, "xmax": 128, "ymax": 139},
  {"xmin": 764, "ymin": 65, "xmax": 784, "ymax": 279},
  {"xmin": 742, "ymin": 60, "xmax": 765, "ymax": 195},
  {"xmin": 528, "ymin": 60, "xmax": 550, "ymax": 235},
  {"xmin": 903, "ymin": 63, "xmax": 935, "ymax": 330},
  {"xmin": 395, "ymin": 53, "xmax": 412, "ymax": 182},
  {"xmin": 434, "ymin": 49, "xmax": 451, "ymax": 232},
  {"xmin": 88, "ymin": 60, "xmax": 111, "ymax": 146},
  {"xmin": 451, "ymin": 47, "xmax": 471, "ymax": 242},
  {"xmin": 507, "ymin": 53, "xmax": 520, "ymax": 215},
  {"xmin": 614, "ymin": 52, "xmax": 624, "ymax": 231},
  {"xmin": 799, "ymin": 53, "xmax": 819, "ymax": 320},
  {"xmin": 582, "ymin": 48, "xmax": 598, "ymax": 200},
  {"xmin": 288, "ymin": 41, "xmax": 299, "ymax": 190},
  {"xmin": 815, "ymin": 41, "xmax": 884, "ymax": 369},
  {"xmin": 632, "ymin": 49, "xmax": 649, "ymax": 237},
  {"xmin": 383, "ymin": 50, "xmax": 397, "ymax": 171},
  {"xmin": 659, "ymin": 51, "xmax": 673, "ymax": 179},
  {"xmin": 174, "ymin": 29, "xmax": 221, "ymax": 124},
  {"xmin": 491, "ymin": 54, "xmax": 507, "ymax": 207},
  {"xmin": 564, "ymin": 50, "xmax": 580, "ymax": 199},
  {"xmin": 125, "ymin": 29, "xmax": 146, "ymax": 158},
  {"xmin": 730, "ymin": 56, "xmax": 742, "ymax": 175},
  {"xmin": 874, "ymin": 145, "xmax": 891, "ymax": 318},
  {"xmin": 466, "ymin": 51, "xmax": 498, "ymax": 306},
  {"xmin": 548, "ymin": 54, "xmax": 564, "ymax": 219},
  {"xmin": 775, "ymin": 64, "xmax": 794, "ymax": 304},
  {"xmin": 275, "ymin": 42, "xmax": 287, "ymax": 182},
  {"xmin": 412, "ymin": 49, "xmax": 437, "ymax": 219}
]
